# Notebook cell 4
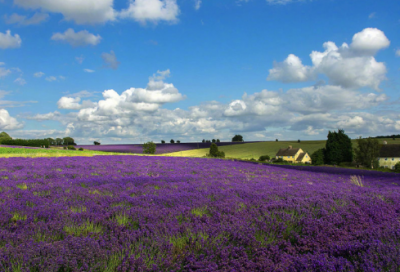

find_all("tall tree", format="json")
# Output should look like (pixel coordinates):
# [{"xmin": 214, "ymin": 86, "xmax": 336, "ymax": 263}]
[
  {"xmin": 55, "ymin": 138, "xmax": 63, "ymax": 146},
  {"xmin": 232, "ymin": 135, "xmax": 243, "ymax": 142},
  {"xmin": 63, "ymin": 137, "xmax": 76, "ymax": 146},
  {"xmin": 354, "ymin": 137, "xmax": 380, "ymax": 169},
  {"xmin": 325, "ymin": 129, "xmax": 353, "ymax": 165}
]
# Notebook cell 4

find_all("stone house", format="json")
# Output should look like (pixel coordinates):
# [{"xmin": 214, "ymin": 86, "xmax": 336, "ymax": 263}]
[{"xmin": 275, "ymin": 146, "xmax": 312, "ymax": 164}]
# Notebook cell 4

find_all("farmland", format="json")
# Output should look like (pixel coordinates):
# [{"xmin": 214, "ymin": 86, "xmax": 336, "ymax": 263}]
[
  {"xmin": 0, "ymin": 155, "xmax": 399, "ymax": 271},
  {"xmin": 163, "ymin": 138, "xmax": 400, "ymax": 159},
  {"xmin": 0, "ymin": 145, "xmax": 127, "ymax": 158},
  {"xmin": 75, "ymin": 141, "xmax": 251, "ymax": 154}
]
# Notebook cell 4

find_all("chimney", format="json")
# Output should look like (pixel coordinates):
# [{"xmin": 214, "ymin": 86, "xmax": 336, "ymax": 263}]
[{"xmin": 288, "ymin": 145, "xmax": 292, "ymax": 150}]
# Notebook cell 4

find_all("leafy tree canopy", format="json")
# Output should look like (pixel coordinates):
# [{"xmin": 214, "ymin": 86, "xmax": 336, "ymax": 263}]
[
  {"xmin": 325, "ymin": 129, "xmax": 353, "ymax": 165},
  {"xmin": 143, "ymin": 141, "xmax": 156, "ymax": 154},
  {"xmin": 232, "ymin": 135, "xmax": 243, "ymax": 142},
  {"xmin": 311, "ymin": 148, "xmax": 325, "ymax": 165},
  {"xmin": 354, "ymin": 137, "xmax": 380, "ymax": 169}
]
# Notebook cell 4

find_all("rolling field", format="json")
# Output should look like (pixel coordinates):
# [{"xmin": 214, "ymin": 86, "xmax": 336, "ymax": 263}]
[
  {"xmin": 162, "ymin": 138, "xmax": 400, "ymax": 159},
  {"xmin": 0, "ymin": 155, "xmax": 399, "ymax": 271},
  {"xmin": 0, "ymin": 145, "xmax": 128, "ymax": 158}
]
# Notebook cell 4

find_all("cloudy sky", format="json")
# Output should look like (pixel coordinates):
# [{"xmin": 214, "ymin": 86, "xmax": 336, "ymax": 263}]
[{"xmin": 0, "ymin": 0, "xmax": 399, "ymax": 144}]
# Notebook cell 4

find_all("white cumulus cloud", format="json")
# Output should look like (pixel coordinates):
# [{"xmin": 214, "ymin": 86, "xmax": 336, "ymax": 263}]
[
  {"xmin": 0, "ymin": 109, "xmax": 23, "ymax": 130},
  {"xmin": 14, "ymin": 0, "xmax": 116, "ymax": 25},
  {"xmin": 51, "ymin": 28, "xmax": 101, "ymax": 47},
  {"xmin": 14, "ymin": 77, "xmax": 26, "ymax": 85},
  {"xmin": 84, "ymin": 69, "xmax": 95, "ymax": 73},
  {"xmin": 0, "ymin": 30, "xmax": 22, "ymax": 49},
  {"xmin": 268, "ymin": 28, "xmax": 390, "ymax": 91},
  {"xmin": 119, "ymin": 0, "xmax": 180, "ymax": 24}
]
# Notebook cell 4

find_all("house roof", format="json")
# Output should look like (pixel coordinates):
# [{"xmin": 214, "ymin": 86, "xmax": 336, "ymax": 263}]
[
  {"xmin": 379, "ymin": 144, "xmax": 400, "ymax": 158},
  {"xmin": 276, "ymin": 147, "xmax": 300, "ymax": 156},
  {"xmin": 296, "ymin": 153, "xmax": 306, "ymax": 161}
]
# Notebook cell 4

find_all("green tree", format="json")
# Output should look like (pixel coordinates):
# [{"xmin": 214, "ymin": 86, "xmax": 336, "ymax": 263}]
[
  {"xmin": 55, "ymin": 138, "xmax": 63, "ymax": 146},
  {"xmin": 216, "ymin": 139, "xmax": 220, "ymax": 143},
  {"xmin": 212, "ymin": 139, "xmax": 216, "ymax": 143},
  {"xmin": 232, "ymin": 135, "xmax": 243, "ymax": 142},
  {"xmin": 143, "ymin": 141, "xmax": 156, "ymax": 154},
  {"xmin": 325, "ymin": 129, "xmax": 353, "ymax": 165},
  {"xmin": 63, "ymin": 137, "xmax": 76, "ymax": 146},
  {"xmin": 208, "ymin": 143, "xmax": 225, "ymax": 158},
  {"xmin": 0, "ymin": 132, "xmax": 11, "ymax": 144},
  {"xmin": 94, "ymin": 141, "xmax": 101, "ymax": 145},
  {"xmin": 161, "ymin": 140, "xmax": 165, "ymax": 144},
  {"xmin": 202, "ymin": 139, "xmax": 205, "ymax": 143},
  {"xmin": 170, "ymin": 139, "xmax": 175, "ymax": 144},
  {"xmin": 311, "ymin": 148, "xmax": 325, "ymax": 165},
  {"xmin": 46, "ymin": 138, "xmax": 56, "ymax": 145},
  {"xmin": 354, "ymin": 137, "xmax": 380, "ymax": 169},
  {"xmin": 177, "ymin": 140, "xmax": 181, "ymax": 143}
]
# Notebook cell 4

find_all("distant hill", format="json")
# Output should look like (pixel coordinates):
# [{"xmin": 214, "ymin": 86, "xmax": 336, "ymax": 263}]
[{"xmin": 0, "ymin": 132, "xmax": 11, "ymax": 144}]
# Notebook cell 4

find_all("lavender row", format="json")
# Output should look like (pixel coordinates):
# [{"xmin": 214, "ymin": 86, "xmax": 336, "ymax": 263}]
[
  {"xmin": 0, "ymin": 156, "xmax": 399, "ymax": 271},
  {"xmin": 75, "ymin": 141, "xmax": 253, "ymax": 154}
]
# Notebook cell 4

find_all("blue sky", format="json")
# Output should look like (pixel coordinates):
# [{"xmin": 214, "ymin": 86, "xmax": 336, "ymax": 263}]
[{"xmin": 0, "ymin": 0, "xmax": 399, "ymax": 144}]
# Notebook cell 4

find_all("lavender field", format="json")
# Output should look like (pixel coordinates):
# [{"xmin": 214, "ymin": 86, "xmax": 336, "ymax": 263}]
[
  {"xmin": 0, "ymin": 156, "xmax": 399, "ymax": 271},
  {"xmin": 75, "ymin": 142, "xmax": 251, "ymax": 154}
]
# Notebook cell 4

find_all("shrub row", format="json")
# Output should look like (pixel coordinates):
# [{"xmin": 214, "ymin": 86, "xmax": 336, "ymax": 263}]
[{"xmin": 1, "ymin": 139, "xmax": 49, "ymax": 148}]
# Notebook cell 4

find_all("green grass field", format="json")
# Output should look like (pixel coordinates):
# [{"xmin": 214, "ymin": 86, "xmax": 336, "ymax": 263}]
[
  {"xmin": 0, "ymin": 146, "xmax": 129, "ymax": 158},
  {"xmin": 162, "ymin": 138, "xmax": 400, "ymax": 160}
]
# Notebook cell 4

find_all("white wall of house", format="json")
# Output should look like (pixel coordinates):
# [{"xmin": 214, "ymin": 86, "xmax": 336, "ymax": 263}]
[{"xmin": 379, "ymin": 157, "xmax": 400, "ymax": 169}]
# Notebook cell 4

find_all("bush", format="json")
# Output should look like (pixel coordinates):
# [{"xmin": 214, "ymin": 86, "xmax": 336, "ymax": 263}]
[
  {"xmin": 94, "ymin": 141, "xmax": 101, "ymax": 145},
  {"xmin": 258, "ymin": 155, "xmax": 270, "ymax": 162},
  {"xmin": 2, "ymin": 138, "xmax": 50, "ymax": 148},
  {"xmin": 249, "ymin": 158, "xmax": 256, "ymax": 162},
  {"xmin": 207, "ymin": 143, "xmax": 225, "ymax": 158},
  {"xmin": 143, "ymin": 141, "xmax": 156, "ymax": 154},
  {"xmin": 68, "ymin": 146, "xmax": 76, "ymax": 150},
  {"xmin": 63, "ymin": 146, "xmax": 67, "ymax": 150},
  {"xmin": 395, "ymin": 162, "xmax": 400, "ymax": 173},
  {"xmin": 78, "ymin": 148, "xmax": 84, "ymax": 151},
  {"xmin": 273, "ymin": 158, "xmax": 286, "ymax": 163}
]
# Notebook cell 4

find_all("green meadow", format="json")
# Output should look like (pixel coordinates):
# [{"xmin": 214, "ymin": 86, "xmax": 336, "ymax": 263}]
[
  {"xmin": 162, "ymin": 138, "xmax": 400, "ymax": 159},
  {"xmin": 0, "ymin": 146, "xmax": 128, "ymax": 158}
]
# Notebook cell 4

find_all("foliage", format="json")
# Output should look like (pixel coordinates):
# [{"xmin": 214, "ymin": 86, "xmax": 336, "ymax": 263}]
[
  {"xmin": 176, "ymin": 140, "xmax": 180, "ymax": 144},
  {"xmin": 311, "ymin": 148, "xmax": 325, "ymax": 165},
  {"xmin": 63, "ymin": 146, "xmax": 67, "ymax": 150},
  {"xmin": 170, "ymin": 139, "xmax": 175, "ymax": 144},
  {"xmin": 216, "ymin": 139, "xmax": 220, "ymax": 143},
  {"xmin": 1, "ymin": 138, "xmax": 50, "ymax": 148},
  {"xmin": 161, "ymin": 140, "xmax": 165, "ymax": 144},
  {"xmin": 68, "ymin": 146, "xmax": 76, "ymax": 150},
  {"xmin": 394, "ymin": 162, "xmax": 400, "ymax": 173},
  {"xmin": 78, "ymin": 148, "xmax": 84, "ymax": 151},
  {"xmin": 273, "ymin": 158, "xmax": 285, "ymax": 163},
  {"xmin": 63, "ymin": 137, "xmax": 76, "ymax": 146},
  {"xmin": 258, "ymin": 155, "xmax": 270, "ymax": 162},
  {"xmin": 94, "ymin": 141, "xmax": 101, "ymax": 145},
  {"xmin": 143, "ymin": 142, "xmax": 156, "ymax": 154},
  {"xmin": 55, "ymin": 138, "xmax": 63, "ymax": 146},
  {"xmin": 207, "ymin": 143, "xmax": 225, "ymax": 158},
  {"xmin": 325, "ymin": 129, "xmax": 353, "ymax": 165},
  {"xmin": 202, "ymin": 139, "xmax": 205, "ymax": 143},
  {"xmin": 298, "ymin": 139, "xmax": 301, "ymax": 143},
  {"xmin": 0, "ymin": 132, "xmax": 12, "ymax": 144},
  {"xmin": 212, "ymin": 139, "xmax": 216, "ymax": 143},
  {"xmin": 232, "ymin": 135, "xmax": 244, "ymax": 142},
  {"xmin": 354, "ymin": 137, "xmax": 380, "ymax": 169},
  {"xmin": 276, "ymin": 139, "xmax": 278, "ymax": 142}
]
